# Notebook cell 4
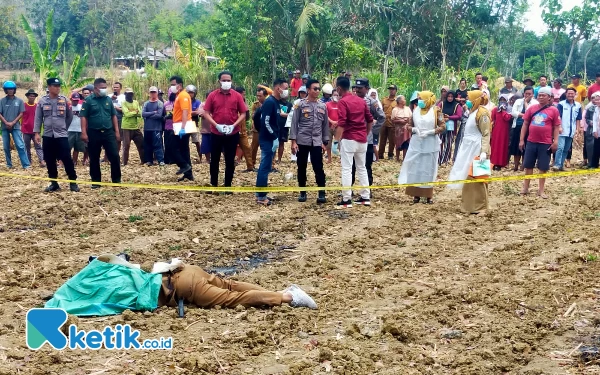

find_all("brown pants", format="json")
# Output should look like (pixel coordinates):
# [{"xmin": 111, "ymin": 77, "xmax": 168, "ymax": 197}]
[
  {"xmin": 378, "ymin": 126, "xmax": 395, "ymax": 158},
  {"xmin": 238, "ymin": 126, "xmax": 253, "ymax": 170},
  {"xmin": 122, "ymin": 129, "xmax": 144, "ymax": 165},
  {"xmin": 251, "ymin": 131, "xmax": 259, "ymax": 168},
  {"xmin": 158, "ymin": 265, "xmax": 282, "ymax": 308}
]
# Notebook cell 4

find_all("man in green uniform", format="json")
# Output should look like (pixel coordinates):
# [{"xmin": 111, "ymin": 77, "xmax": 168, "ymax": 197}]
[{"xmin": 80, "ymin": 78, "xmax": 122, "ymax": 189}]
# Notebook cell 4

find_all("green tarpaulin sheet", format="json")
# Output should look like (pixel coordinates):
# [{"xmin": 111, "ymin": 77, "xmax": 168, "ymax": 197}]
[{"xmin": 45, "ymin": 259, "xmax": 162, "ymax": 316}]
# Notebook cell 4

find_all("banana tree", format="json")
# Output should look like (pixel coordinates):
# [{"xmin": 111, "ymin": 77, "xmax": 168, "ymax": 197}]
[
  {"xmin": 20, "ymin": 10, "xmax": 66, "ymax": 93},
  {"xmin": 61, "ymin": 52, "xmax": 94, "ymax": 93}
]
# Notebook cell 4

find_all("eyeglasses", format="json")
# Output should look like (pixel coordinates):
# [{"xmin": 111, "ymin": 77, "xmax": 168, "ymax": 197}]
[{"xmin": 312, "ymin": 87, "xmax": 321, "ymax": 91}]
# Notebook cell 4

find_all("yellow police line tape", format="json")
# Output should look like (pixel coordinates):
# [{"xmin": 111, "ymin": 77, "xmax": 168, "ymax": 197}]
[{"xmin": 0, "ymin": 168, "xmax": 598, "ymax": 193}]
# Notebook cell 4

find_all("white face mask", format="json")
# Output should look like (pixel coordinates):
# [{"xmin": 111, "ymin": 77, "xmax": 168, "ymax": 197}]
[
  {"xmin": 170, "ymin": 84, "xmax": 178, "ymax": 93},
  {"xmin": 281, "ymin": 89, "xmax": 289, "ymax": 99},
  {"xmin": 98, "ymin": 88, "xmax": 108, "ymax": 97},
  {"xmin": 221, "ymin": 81, "xmax": 232, "ymax": 90}
]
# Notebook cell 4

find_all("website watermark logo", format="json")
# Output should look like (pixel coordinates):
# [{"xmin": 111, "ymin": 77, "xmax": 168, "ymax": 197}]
[{"xmin": 26, "ymin": 308, "xmax": 173, "ymax": 350}]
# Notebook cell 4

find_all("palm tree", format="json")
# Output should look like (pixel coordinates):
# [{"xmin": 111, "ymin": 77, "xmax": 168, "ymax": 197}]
[
  {"xmin": 20, "ymin": 10, "xmax": 65, "ymax": 93},
  {"xmin": 21, "ymin": 10, "xmax": 92, "ymax": 94}
]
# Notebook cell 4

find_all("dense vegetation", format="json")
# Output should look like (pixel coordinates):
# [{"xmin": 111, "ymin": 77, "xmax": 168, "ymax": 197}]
[{"xmin": 1, "ymin": 0, "xmax": 599, "ymax": 93}]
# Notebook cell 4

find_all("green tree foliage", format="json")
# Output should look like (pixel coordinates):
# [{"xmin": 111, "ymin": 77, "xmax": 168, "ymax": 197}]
[{"xmin": 4, "ymin": 0, "xmax": 599, "ymax": 91}]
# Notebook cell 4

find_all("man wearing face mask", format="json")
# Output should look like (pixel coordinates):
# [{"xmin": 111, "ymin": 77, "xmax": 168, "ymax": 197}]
[
  {"xmin": 255, "ymin": 78, "xmax": 288, "ymax": 205},
  {"xmin": 34, "ymin": 78, "xmax": 79, "ymax": 192},
  {"xmin": 353, "ymin": 79, "xmax": 385, "ymax": 189},
  {"xmin": 80, "ymin": 78, "xmax": 122, "ymax": 189},
  {"xmin": 290, "ymin": 79, "xmax": 329, "ymax": 204},
  {"xmin": 169, "ymin": 76, "xmax": 194, "ymax": 182},
  {"xmin": 275, "ymin": 87, "xmax": 292, "ymax": 164},
  {"xmin": 203, "ymin": 71, "xmax": 248, "ymax": 191},
  {"xmin": 111, "ymin": 82, "xmax": 125, "ymax": 157}
]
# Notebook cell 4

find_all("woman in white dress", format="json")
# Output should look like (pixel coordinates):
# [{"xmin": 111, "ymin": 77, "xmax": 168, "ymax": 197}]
[
  {"xmin": 447, "ymin": 90, "xmax": 491, "ymax": 213},
  {"xmin": 398, "ymin": 91, "xmax": 446, "ymax": 204}
]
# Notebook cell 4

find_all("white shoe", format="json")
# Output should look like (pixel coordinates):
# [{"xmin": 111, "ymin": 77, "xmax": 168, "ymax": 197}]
[{"xmin": 285, "ymin": 284, "xmax": 317, "ymax": 309}]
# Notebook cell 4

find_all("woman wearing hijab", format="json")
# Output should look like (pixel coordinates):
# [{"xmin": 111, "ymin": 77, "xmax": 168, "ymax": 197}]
[
  {"xmin": 391, "ymin": 95, "xmax": 412, "ymax": 162},
  {"xmin": 490, "ymin": 94, "xmax": 513, "ymax": 169},
  {"xmin": 453, "ymin": 96, "xmax": 469, "ymax": 163},
  {"xmin": 368, "ymin": 89, "xmax": 382, "ymax": 160},
  {"xmin": 448, "ymin": 90, "xmax": 491, "ymax": 214},
  {"xmin": 398, "ymin": 91, "xmax": 446, "ymax": 204},
  {"xmin": 437, "ymin": 86, "xmax": 449, "ymax": 106},
  {"xmin": 438, "ymin": 91, "xmax": 462, "ymax": 165}
]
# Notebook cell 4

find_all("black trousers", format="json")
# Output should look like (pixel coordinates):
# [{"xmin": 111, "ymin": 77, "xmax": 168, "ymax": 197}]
[
  {"xmin": 591, "ymin": 138, "xmax": 600, "ymax": 168},
  {"xmin": 163, "ymin": 130, "xmax": 175, "ymax": 164},
  {"xmin": 210, "ymin": 133, "xmax": 240, "ymax": 187},
  {"xmin": 296, "ymin": 144, "xmax": 326, "ymax": 191},
  {"xmin": 167, "ymin": 132, "xmax": 192, "ymax": 178},
  {"xmin": 352, "ymin": 143, "xmax": 374, "ymax": 186},
  {"xmin": 87, "ymin": 128, "xmax": 121, "ymax": 183},
  {"xmin": 43, "ymin": 136, "xmax": 77, "ymax": 181}
]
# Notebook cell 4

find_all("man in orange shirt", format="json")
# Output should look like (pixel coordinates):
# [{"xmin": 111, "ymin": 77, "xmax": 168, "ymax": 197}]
[
  {"xmin": 290, "ymin": 70, "xmax": 303, "ymax": 98},
  {"xmin": 170, "ymin": 75, "xmax": 194, "ymax": 182}
]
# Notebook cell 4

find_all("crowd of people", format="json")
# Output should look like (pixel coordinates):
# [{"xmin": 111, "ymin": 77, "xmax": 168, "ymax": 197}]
[{"xmin": 1, "ymin": 70, "xmax": 599, "ymax": 211}]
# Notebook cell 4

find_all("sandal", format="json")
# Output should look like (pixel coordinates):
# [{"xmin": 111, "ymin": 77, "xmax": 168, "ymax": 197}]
[
  {"xmin": 256, "ymin": 199, "xmax": 272, "ymax": 206},
  {"xmin": 519, "ymin": 191, "xmax": 529, "ymax": 196},
  {"xmin": 537, "ymin": 193, "xmax": 549, "ymax": 199},
  {"xmin": 413, "ymin": 197, "xmax": 420, "ymax": 204}
]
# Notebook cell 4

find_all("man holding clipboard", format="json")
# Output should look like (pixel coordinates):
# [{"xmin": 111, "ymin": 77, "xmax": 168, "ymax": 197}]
[{"xmin": 170, "ymin": 76, "xmax": 197, "ymax": 182}]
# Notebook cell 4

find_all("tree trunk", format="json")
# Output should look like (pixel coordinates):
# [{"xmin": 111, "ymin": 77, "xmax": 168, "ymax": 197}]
[
  {"xmin": 440, "ymin": 4, "xmax": 448, "ymax": 73},
  {"xmin": 383, "ymin": 21, "xmax": 393, "ymax": 87},
  {"xmin": 561, "ymin": 36, "xmax": 580, "ymax": 78},
  {"xmin": 271, "ymin": 51, "xmax": 277, "ymax": 83},
  {"xmin": 90, "ymin": 42, "xmax": 97, "ymax": 68},
  {"xmin": 584, "ymin": 39, "xmax": 598, "ymax": 82},
  {"xmin": 304, "ymin": 42, "xmax": 310, "ymax": 74},
  {"xmin": 405, "ymin": 30, "xmax": 412, "ymax": 65},
  {"xmin": 465, "ymin": 35, "xmax": 480, "ymax": 71},
  {"xmin": 480, "ymin": 37, "xmax": 493, "ymax": 71}
]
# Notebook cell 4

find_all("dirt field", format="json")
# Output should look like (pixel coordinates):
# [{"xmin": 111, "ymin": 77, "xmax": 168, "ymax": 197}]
[{"xmin": 0, "ymin": 145, "xmax": 599, "ymax": 375}]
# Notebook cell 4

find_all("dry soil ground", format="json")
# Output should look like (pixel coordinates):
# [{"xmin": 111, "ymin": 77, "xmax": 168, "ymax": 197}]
[{"xmin": 0, "ymin": 145, "xmax": 600, "ymax": 375}]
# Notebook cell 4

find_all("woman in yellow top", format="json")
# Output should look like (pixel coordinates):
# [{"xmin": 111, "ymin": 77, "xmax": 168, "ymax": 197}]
[
  {"xmin": 447, "ymin": 90, "xmax": 491, "ymax": 214},
  {"xmin": 121, "ymin": 88, "xmax": 144, "ymax": 165},
  {"xmin": 397, "ymin": 91, "xmax": 446, "ymax": 204}
]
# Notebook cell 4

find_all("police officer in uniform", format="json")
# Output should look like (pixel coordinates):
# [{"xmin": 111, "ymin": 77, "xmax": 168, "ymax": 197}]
[
  {"xmin": 290, "ymin": 78, "xmax": 329, "ymax": 204},
  {"xmin": 34, "ymin": 77, "xmax": 80, "ymax": 192},
  {"xmin": 353, "ymin": 78, "xmax": 384, "ymax": 187}
]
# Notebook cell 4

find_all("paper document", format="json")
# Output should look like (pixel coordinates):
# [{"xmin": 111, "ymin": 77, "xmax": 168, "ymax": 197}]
[{"xmin": 173, "ymin": 120, "xmax": 199, "ymax": 134}]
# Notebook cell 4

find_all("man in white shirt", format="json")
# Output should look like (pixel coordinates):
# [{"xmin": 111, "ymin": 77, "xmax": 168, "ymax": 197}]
[
  {"xmin": 68, "ymin": 92, "xmax": 87, "ymax": 165},
  {"xmin": 111, "ymin": 82, "xmax": 125, "ymax": 155},
  {"xmin": 510, "ymin": 86, "xmax": 538, "ymax": 171}
]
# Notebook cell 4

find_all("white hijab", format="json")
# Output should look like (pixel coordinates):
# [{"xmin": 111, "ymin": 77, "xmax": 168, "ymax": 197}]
[{"xmin": 368, "ymin": 89, "xmax": 382, "ymax": 109}]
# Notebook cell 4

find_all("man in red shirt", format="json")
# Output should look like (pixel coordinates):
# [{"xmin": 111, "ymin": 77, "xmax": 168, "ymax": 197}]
[
  {"xmin": 290, "ymin": 70, "xmax": 302, "ymax": 98},
  {"xmin": 21, "ymin": 89, "xmax": 45, "ymax": 167},
  {"xmin": 203, "ymin": 71, "xmax": 248, "ymax": 190},
  {"xmin": 588, "ymin": 73, "xmax": 600, "ymax": 101},
  {"xmin": 336, "ymin": 77, "xmax": 373, "ymax": 208},
  {"xmin": 519, "ymin": 86, "xmax": 561, "ymax": 198}
]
